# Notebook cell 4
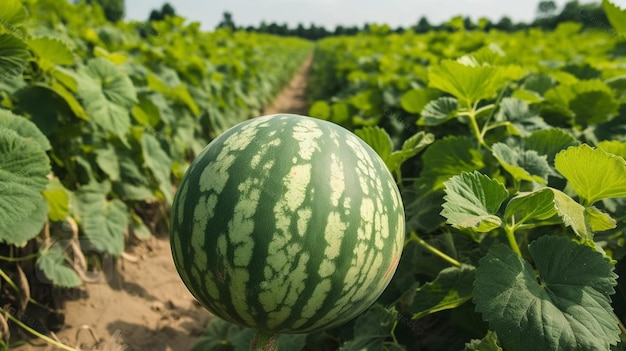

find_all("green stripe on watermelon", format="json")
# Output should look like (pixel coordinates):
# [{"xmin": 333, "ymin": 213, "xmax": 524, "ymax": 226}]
[{"xmin": 171, "ymin": 114, "xmax": 405, "ymax": 334}]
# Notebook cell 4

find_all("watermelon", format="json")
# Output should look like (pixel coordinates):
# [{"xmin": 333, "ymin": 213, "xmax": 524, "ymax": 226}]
[{"xmin": 170, "ymin": 114, "xmax": 405, "ymax": 334}]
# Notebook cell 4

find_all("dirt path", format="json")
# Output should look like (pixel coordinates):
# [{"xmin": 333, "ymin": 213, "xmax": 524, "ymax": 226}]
[
  {"xmin": 12, "ymin": 56, "xmax": 313, "ymax": 351},
  {"xmin": 262, "ymin": 54, "xmax": 313, "ymax": 116}
]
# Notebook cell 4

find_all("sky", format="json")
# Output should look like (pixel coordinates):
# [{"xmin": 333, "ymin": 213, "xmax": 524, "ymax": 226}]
[{"xmin": 124, "ymin": 0, "xmax": 623, "ymax": 31}]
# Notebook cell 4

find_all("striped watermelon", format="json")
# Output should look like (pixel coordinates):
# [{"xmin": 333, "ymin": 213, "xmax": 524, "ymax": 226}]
[{"xmin": 170, "ymin": 114, "xmax": 405, "ymax": 334}]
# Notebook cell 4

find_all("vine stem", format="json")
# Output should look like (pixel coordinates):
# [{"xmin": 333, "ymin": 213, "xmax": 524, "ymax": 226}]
[
  {"xmin": 504, "ymin": 225, "xmax": 522, "ymax": 257},
  {"xmin": 251, "ymin": 329, "xmax": 278, "ymax": 351},
  {"xmin": 407, "ymin": 231, "xmax": 462, "ymax": 268},
  {"xmin": 0, "ymin": 307, "xmax": 79, "ymax": 351}
]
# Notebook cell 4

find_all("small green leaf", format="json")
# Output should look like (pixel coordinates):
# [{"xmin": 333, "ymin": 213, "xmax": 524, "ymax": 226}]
[
  {"xmin": 355, "ymin": 126, "xmax": 393, "ymax": 165},
  {"xmin": 463, "ymin": 331, "xmax": 502, "ymax": 351},
  {"xmin": 420, "ymin": 136, "xmax": 485, "ymax": 189},
  {"xmin": 0, "ymin": 109, "xmax": 51, "ymax": 151},
  {"xmin": 492, "ymin": 143, "xmax": 551, "ymax": 184},
  {"xmin": 339, "ymin": 304, "xmax": 399, "ymax": 351},
  {"xmin": 331, "ymin": 102, "xmax": 350, "ymax": 123},
  {"xmin": 36, "ymin": 244, "xmax": 82, "ymax": 288},
  {"xmin": 585, "ymin": 206, "xmax": 616, "ymax": 232},
  {"xmin": 523, "ymin": 128, "xmax": 578, "ymax": 163},
  {"xmin": 550, "ymin": 188, "xmax": 592, "ymax": 240},
  {"xmin": 504, "ymin": 188, "xmax": 558, "ymax": 227},
  {"xmin": 400, "ymin": 88, "xmax": 439, "ymax": 114},
  {"xmin": 418, "ymin": 96, "xmax": 458, "ymax": 126},
  {"xmin": 95, "ymin": 145, "xmax": 120, "ymax": 181},
  {"xmin": 603, "ymin": 0, "xmax": 626, "ymax": 37},
  {"xmin": 388, "ymin": 131, "xmax": 434, "ymax": 173},
  {"xmin": 43, "ymin": 178, "xmax": 70, "ymax": 222},
  {"xmin": 441, "ymin": 171, "xmax": 509, "ymax": 232},
  {"xmin": 555, "ymin": 144, "xmax": 626, "ymax": 205},
  {"xmin": 474, "ymin": 236, "xmax": 619, "ymax": 351},
  {"xmin": 188, "ymin": 318, "xmax": 246, "ymax": 351},
  {"xmin": 411, "ymin": 265, "xmax": 475, "ymax": 320},
  {"xmin": 132, "ymin": 94, "xmax": 162, "ymax": 127},
  {"xmin": 142, "ymin": 132, "xmax": 173, "ymax": 203},
  {"xmin": 308, "ymin": 101, "xmax": 331, "ymax": 120},
  {"xmin": 597, "ymin": 140, "xmax": 626, "ymax": 159},
  {"xmin": 130, "ymin": 212, "xmax": 151, "ymax": 240},
  {"xmin": 495, "ymin": 97, "xmax": 549, "ymax": 136},
  {"xmin": 0, "ymin": 0, "xmax": 28, "ymax": 26}
]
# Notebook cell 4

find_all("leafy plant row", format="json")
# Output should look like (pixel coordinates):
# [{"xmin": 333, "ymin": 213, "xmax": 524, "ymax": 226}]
[
  {"xmin": 191, "ymin": 1, "xmax": 626, "ymax": 350},
  {"xmin": 0, "ymin": 0, "xmax": 311, "ymax": 346}
]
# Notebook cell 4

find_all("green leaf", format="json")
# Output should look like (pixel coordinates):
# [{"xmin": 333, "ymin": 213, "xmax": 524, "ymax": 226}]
[
  {"xmin": 339, "ymin": 304, "xmax": 399, "ymax": 351},
  {"xmin": 555, "ymin": 144, "xmax": 626, "ymax": 205},
  {"xmin": 603, "ymin": 0, "xmax": 626, "ymax": 37},
  {"xmin": 308, "ymin": 100, "xmax": 331, "ymax": 120},
  {"xmin": 473, "ymin": 236, "xmax": 619, "ymax": 351},
  {"xmin": 523, "ymin": 128, "xmax": 578, "ymax": 163},
  {"xmin": 550, "ymin": 188, "xmax": 592, "ymax": 240},
  {"xmin": 463, "ymin": 331, "xmax": 502, "ymax": 351},
  {"xmin": 388, "ymin": 131, "xmax": 435, "ymax": 173},
  {"xmin": 142, "ymin": 132, "xmax": 173, "ymax": 203},
  {"xmin": 597, "ymin": 140, "xmax": 626, "ymax": 159},
  {"xmin": 73, "ymin": 184, "xmax": 128, "ymax": 256},
  {"xmin": 76, "ymin": 58, "xmax": 137, "ymax": 140},
  {"xmin": 1, "ymin": 196, "xmax": 48, "ymax": 245},
  {"xmin": 0, "ymin": 109, "xmax": 51, "ymax": 150},
  {"xmin": 188, "ymin": 318, "xmax": 247, "ymax": 351},
  {"xmin": 0, "ymin": 0, "xmax": 28, "ymax": 27},
  {"xmin": 441, "ymin": 171, "xmax": 509, "ymax": 232},
  {"xmin": 495, "ymin": 97, "xmax": 549, "ymax": 136},
  {"xmin": 428, "ymin": 59, "xmax": 523, "ymax": 108},
  {"xmin": 585, "ymin": 206, "xmax": 616, "ymax": 232},
  {"xmin": 0, "ymin": 126, "xmax": 50, "ymax": 243},
  {"xmin": 130, "ymin": 212, "xmax": 151, "ymax": 240},
  {"xmin": 418, "ymin": 96, "xmax": 458, "ymax": 126},
  {"xmin": 400, "ymin": 88, "xmax": 439, "ymax": 114},
  {"xmin": 42, "ymin": 178, "xmax": 70, "ymax": 222},
  {"xmin": 504, "ymin": 188, "xmax": 558, "ymax": 227},
  {"xmin": 492, "ymin": 143, "xmax": 551, "ymax": 184},
  {"xmin": 36, "ymin": 244, "xmax": 82, "ymax": 288},
  {"xmin": 0, "ymin": 33, "xmax": 29, "ymax": 78},
  {"xmin": 420, "ymin": 136, "xmax": 485, "ymax": 189},
  {"xmin": 131, "ymin": 95, "xmax": 162, "ymax": 127},
  {"xmin": 113, "ymin": 153, "xmax": 157, "ymax": 201},
  {"xmin": 27, "ymin": 37, "xmax": 75, "ymax": 66},
  {"xmin": 146, "ymin": 73, "xmax": 199, "ymax": 116},
  {"xmin": 545, "ymin": 80, "xmax": 619, "ymax": 126},
  {"xmin": 331, "ymin": 101, "xmax": 350, "ymax": 123},
  {"xmin": 95, "ymin": 145, "xmax": 120, "ymax": 181},
  {"xmin": 355, "ymin": 126, "xmax": 393, "ymax": 165},
  {"xmin": 411, "ymin": 265, "xmax": 475, "ymax": 320}
]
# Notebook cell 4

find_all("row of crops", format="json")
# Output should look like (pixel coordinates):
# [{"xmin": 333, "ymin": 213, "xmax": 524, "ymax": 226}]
[{"xmin": 0, "ymin": 0, "xmax": 311, "ymax": 346}]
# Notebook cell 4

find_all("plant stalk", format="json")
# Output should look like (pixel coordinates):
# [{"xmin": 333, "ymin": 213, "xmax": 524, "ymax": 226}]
[
  {"xmin": 505, "ymin": 225, "xmax": 522, "ymax": 257},
  {"xmin": 409, "ymin": 231, "xmax": 462, "ymax": 268},
  {"xmin": 0, "ymin": 307, "xmax": 79, "ymax": 351},
  {"xmin": 251, "ymin": 329, "xmax": 278, "ymax": 351}
]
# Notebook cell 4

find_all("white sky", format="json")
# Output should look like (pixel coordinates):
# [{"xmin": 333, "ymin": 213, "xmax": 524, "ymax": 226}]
[{"xmin": 124, "ymin": 0, "xmax": 625, "ymax": 31}]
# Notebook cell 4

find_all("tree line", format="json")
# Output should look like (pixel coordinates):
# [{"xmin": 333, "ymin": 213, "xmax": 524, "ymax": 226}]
[{"xmin": 86, "ymin": 0, "xmax": 613, "ymax": 40}]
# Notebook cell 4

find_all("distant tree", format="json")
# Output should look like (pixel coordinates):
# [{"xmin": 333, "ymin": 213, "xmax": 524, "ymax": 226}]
[
  {"xmin": 149, "ymin": 3, "xmax": 176, "ymax": 21},
  {"xmin": 494, "ymin": 16, "xmax": 514, "ymax": 31},
  {"xmin": 217, "ymin": 11, "xmax": 236, "ymax": 30},
  {"xmin": 87, "ymin": 0, "xmax": 124, "ymax": 22},
  {"xmin": 414, "ymin": 16, "xmax": 431, "ymax": 33},
  {"xmin": 537, "ymin": 0, "xmax": 557, "ymax": 18}
]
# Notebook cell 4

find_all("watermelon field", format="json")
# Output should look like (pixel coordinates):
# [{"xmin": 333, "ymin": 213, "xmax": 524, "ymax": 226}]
[{"xmin": 2, "ymin": 0, "xmax": 626, "ymax": 350}]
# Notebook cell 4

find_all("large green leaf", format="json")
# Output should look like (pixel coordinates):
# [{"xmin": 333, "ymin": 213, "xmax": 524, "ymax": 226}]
[
  {"xmin": 411, "ymin": 265, "xmax": 475, "ymax": 320},
  {"xmin": 73, "ymin": 184, "xmax": 128, "ymax": 256},
  {"xmin": 420, "ymin": 136, "xmax": 485, "ymax": 189},
  {"xmin": 0, "ymin": 109, "xmax": 51, "ymax": 150},
  {"xmin": 400, "ymin": 88, "xmax": 439, "ymax": 114},
  {"xmin": 603, "ymin": 0, "xmax": 626, "ymax": 37},
  {"xmin": 555, "ymin": 144, "xmax": 626, "ymax": 205},
  {"xmin": 36, "ymin": 244, "xmax": 82, "ymax": 288},
  {"xmin": 428, "ymin": 59, "xmax": 523, "ymax": 108},
  {"xmin": 388, "ymin": 131, "xmax": 434, "ymax": 173},
  {"xmin": 0, "ymin": 0, "xmax": 28, "ymax": 27},
  {"xmin": 492, "ymin": 143, "xmax": 552, "ymax": 184},
  {"xmin": 27, "ymin": 37, "xmax": 75, "ymax": 66},
  {"xmin": 474, "ymin": 236, "xmax": 619, "ymax": 351},
  {"xmin": 76, "ymin": 58, "xmax": 137, "ymax": 140},
  {"xmin": 441, "ymin": 171, "xmax": 509, "ymax": 232},
  {"xmin": 355, "ymin": 126, "xmax": 393, "ymax": 164},
  {"xmin": 0, "ymin": 125, "xmax": 50, "ymax": 244},
  {"xmin": 597, "ymin": 140, "xmax": 626, "ymax": 159},
  {"xmin": 0, "ymin": 33, "xmax": 29, "ymax": 77}
]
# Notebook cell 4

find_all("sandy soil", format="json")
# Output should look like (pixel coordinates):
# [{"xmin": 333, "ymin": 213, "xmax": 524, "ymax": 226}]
[{"xmin": 11, "ymin": 55, "xmax": 312, "ymax": 351}]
